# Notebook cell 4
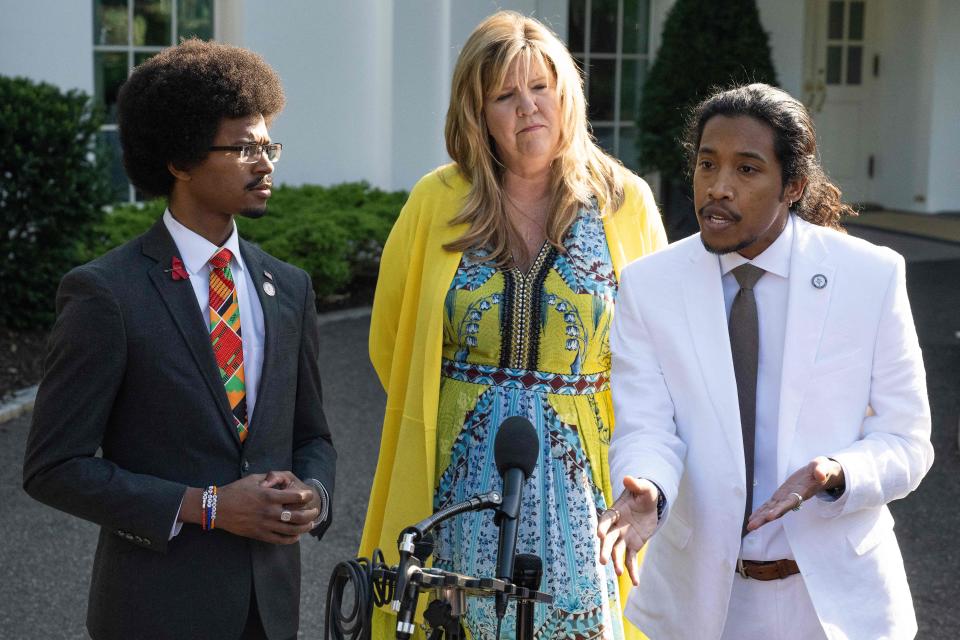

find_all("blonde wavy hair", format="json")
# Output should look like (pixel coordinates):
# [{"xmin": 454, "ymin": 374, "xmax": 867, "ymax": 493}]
[{"xmin": 443, "ymin": 11, "xmax": 627, "ymax": 266}]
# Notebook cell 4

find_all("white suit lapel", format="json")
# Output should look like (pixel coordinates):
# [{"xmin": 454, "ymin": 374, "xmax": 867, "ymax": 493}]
[
  {"xmin": 680, "ymin": 241, "xmax": 745, "ymax": 479},
  {"xmin": 777, "ymin": 219, "xmax": 834, "ymax": 481}
]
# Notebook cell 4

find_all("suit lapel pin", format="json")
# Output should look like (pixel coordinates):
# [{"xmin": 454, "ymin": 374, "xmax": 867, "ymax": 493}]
[
  {"xmin": 811, "ymin": 274, "xmax": 828, "ymax": 289},
  {"xmin": 263, "ymin": 282, "xmax": 276, "ymax": 297},
  {"xmin": 264, "ymin": 270, "xmax": 274, "ymax": 281}
]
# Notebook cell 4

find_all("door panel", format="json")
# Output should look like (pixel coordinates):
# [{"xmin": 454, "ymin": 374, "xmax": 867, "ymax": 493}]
[{"xmin": 804, "ymin": 0, "xmax": 876, "ymax": 204}]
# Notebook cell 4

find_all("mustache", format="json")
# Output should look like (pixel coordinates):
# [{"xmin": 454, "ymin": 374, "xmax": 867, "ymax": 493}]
[
  {"xmin": 698, "ymin": 203, "xmax": 742, "ymax": 221},
  {"xmin": 246, "ymin": 176, "xmax": 272, "ymax": 190}
]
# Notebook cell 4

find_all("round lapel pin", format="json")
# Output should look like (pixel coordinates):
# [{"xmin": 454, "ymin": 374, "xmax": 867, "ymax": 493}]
[
  {"xmin": 811, "ymin": 274, "xmax": 827, "ymax": 289},
  {"xmin": 263, "ymin": 282, "xmax": 276, "ymax": 297}
]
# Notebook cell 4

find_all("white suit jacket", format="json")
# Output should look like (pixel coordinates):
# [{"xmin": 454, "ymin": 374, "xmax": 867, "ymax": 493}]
[{"xmin": 609, "ymin": 217, "xmax": 933, "ymax": 640}]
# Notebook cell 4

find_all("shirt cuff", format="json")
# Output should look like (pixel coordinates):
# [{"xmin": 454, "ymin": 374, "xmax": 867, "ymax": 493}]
[
  {"xmin": 170, "ymin": 497, "xmax": 185, "ymax": 540},
  {"xmin": 815, "ymin": 457, "xmax": 848, "ymax": 502},
  {"xmin": 639, "ymin": 477, "xmax": 667, "ymax": 522},
  {"xmin": 304, "ymin": 478, "xmax": 329, "ymax": 529}
]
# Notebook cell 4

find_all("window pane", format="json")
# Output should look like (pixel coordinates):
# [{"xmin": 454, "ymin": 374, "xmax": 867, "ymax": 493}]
[
  {"xmin": 848, "ymin": 1, "xmax": 865, "ymax": 40},
  {"xmin": 133, "ymin": 0, "xmax": 171, "ymax": 46},
  {"xmin": 593, "ymin": 125, "xmax": 615, "ymax": 156},
  {"xmin": 618, "ymin": 125, "xmax": 640, "ymax": 171},
  {"xmin": 99, "ymin": 130, "xmax": 130, "ymax": 202},
  {"xmin": 826, "ymin": 46, "xmax": 843, "ymax": 84},
  {"xmin": 620, "ymin": 59, "xmax": 647, "ymax": 123},
  {"xmin": 590, "ymin": 0, "xmax": 618, "ymax": 53},
  {"xmin": 567, "ymin": 0, "xmax": 586, "ymax": 53},
  {"xmin": 622, "ymin": 0, "xmax": 650, "ymax": 54},
  {"xmin": 178, "ymin": 0, "xmax": 214, "ymax": 40},
  {"xmin": 94, "ymin": 0, "xmax": 129, "ymax": 45},
  {"xmin": 134, "ymin": 51, "xmax": 157, "ymax": 67},
  {"xmin": 846, "ymin": 46, "xmax": 863, "ymax": 85},
  {"xmin": 94, "ymin": 52, "xmax": 128, "ymax": 123},
  {"xmin": 828, "ymin": 1, "xmax": 844, "ymax": 40},
  {"xmin": 587, "ymin": 58, "xmax": 616, "ymax": 121}
]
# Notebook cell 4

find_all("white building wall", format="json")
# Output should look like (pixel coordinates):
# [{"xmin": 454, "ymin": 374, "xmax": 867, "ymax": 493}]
[
  {"xmin": 0, "ymin": 0, "xmax": 92, "ymax": 94},
  {"xmin": 242, "ymin": 0, "xmax": 395, "ymax": 189},
  {"xmin": 925, "ymin": 0, "xmax": 960, "ymax": 213},
  {"xmin": 390, "ymin": 0, "xmax": 453, "ymax": 190},
  {"xmin": 756, "ymin": 0, "xmax": 805, "ymax": 97}
]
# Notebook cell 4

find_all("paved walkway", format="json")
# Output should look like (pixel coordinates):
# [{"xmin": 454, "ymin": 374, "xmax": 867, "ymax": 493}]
[
  {"xmin": 1, "ymin": 226, "xmax": 957, "ymax": 638},
  {"xmin": 845, "ymin": 209, "xmax": 960, "ymax": 244}
]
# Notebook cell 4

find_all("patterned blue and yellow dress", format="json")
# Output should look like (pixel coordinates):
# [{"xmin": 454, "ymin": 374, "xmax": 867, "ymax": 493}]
[{"xmin": 433, "ymin": 205, "xmax": 625, "ymax": 639}]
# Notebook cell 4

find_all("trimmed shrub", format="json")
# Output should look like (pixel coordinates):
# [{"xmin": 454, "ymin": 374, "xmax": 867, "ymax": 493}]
[
  {"xmin": 638, "ymin": 0, "xmax": 777, "ymax": 239},
  {"xmin": 79, "ymin": 182, "xmax": 408, "ymax": 305},
  {"xmin": 0, "ymin": 76, "xmax": 112, "ymax": 328}
]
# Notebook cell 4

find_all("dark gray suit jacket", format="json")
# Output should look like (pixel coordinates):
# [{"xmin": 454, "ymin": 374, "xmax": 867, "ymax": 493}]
[{"xmin": 23, "ymin": 219, "xmax": 337, "ymax": 640}]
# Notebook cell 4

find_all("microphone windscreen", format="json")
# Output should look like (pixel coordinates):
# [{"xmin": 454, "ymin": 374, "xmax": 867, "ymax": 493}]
[
  {"xmin": 512, "ymin": 553, "xmax": 543, "ymax": 589},
  {"xmin": 494, "ymin": 416, "xmax": 539, "ymax": 478}
]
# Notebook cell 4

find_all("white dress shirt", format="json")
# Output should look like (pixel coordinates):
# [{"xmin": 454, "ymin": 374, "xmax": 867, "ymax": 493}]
[
  {"xmin": 163, "ymin": 209, "xmax": 265, "ymax": 538},
  {"xmin": 719, "ymin": 215, "xmax": 793, "ymax": 561},
  {"xmin": 163, "ymin": 209, "xmax": 265, "ymax": 411}
]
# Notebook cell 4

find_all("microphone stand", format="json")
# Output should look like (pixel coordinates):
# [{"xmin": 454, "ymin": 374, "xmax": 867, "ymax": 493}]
[{"xmin": 512, "ymin": 554, "xmax": 542, "ymax": 640}]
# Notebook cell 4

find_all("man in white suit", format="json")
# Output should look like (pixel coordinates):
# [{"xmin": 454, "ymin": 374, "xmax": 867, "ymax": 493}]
[{"xmin": 597, "ymin": 84, "xmax": 933, "ymax": 640}]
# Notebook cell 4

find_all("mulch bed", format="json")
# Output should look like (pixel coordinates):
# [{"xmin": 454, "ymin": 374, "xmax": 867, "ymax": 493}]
[{"xmin": 0, "ymin": 286, "xmax": 375, "ymax": 402}]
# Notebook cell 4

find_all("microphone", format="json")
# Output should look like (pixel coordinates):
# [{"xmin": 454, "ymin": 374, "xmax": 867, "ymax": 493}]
[
  {"xmin": 393, "ymin": 532, "xmax": 434, "ymax": 639},
  {"xmin": 513, "ymin": 554, "xmax": 542, "ymax": 640},
  {"xmin": 392, "ymin": 490, "xmax": 502, "ymax": 638},
  {"xmin": 493, "ymin": 416, "xmax": 539, "ymax": 622}
]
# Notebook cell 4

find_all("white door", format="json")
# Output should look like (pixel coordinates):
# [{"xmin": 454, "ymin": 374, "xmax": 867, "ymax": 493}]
[{"xmin": 803, "ymin": 0, "xmax": 877, "ymax": 204}]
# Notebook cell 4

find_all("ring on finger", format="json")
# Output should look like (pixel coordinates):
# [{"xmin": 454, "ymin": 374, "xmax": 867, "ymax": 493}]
[
  {"xmin": 788, "ymin": 492, "xmax": 803, "ymax": 512},
  {"xmin": 604, "ymin": 508, "xmax": 621, "ymax": 525},
  {"xmin": 280, "ymin": 509, "xmax": 293, "ymax": 523}
]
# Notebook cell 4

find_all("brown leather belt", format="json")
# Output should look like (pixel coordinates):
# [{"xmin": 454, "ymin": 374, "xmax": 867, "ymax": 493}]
[{"xmin": 736, "ymin": 559, "xmax": 800, "ymax": 580}]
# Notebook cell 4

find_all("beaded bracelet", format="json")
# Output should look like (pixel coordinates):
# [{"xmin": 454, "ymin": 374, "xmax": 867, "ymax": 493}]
[{"xmin": 201, "ymin": 485, "xmax": 218, "ymax": 531}]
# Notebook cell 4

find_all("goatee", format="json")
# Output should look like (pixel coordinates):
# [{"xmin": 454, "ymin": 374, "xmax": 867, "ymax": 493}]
[
  {"xmin": 700, "ymin": 235, "xmax": 757, "ymax": 256},
  {"xmin": 238, "ymin": 207, "xmax": 267, "ymax": 219}
]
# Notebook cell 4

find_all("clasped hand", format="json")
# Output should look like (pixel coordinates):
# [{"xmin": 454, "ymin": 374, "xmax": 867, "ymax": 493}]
[{"xmin": 214, "ymin": 470, "xmax": 321, "ymax": 545}]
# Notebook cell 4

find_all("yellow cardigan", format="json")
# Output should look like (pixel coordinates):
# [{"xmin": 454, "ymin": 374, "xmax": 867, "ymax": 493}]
[{"xmin": 361, "ymin": 163, "xmax": 667, "ymax": 565}]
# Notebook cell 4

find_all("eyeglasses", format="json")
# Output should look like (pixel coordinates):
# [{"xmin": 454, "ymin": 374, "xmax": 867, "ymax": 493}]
[{"xmin": 208, "ymin": 142, "xmax": 283, "ymax": 164}]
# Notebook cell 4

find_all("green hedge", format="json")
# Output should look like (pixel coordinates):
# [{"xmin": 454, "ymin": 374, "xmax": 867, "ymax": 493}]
[
  {"xmin": 79, "ymin": 182, "xmax": 407, "ymax": 304},
  {"xmin": 0, "ymin": 76, "xmax": 112, "ymax": 329}
]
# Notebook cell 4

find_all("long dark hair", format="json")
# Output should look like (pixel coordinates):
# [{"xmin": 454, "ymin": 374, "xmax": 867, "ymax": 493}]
[{"xmin": 684, "ymin": 83, "xmax": 856, "ymax": 230}]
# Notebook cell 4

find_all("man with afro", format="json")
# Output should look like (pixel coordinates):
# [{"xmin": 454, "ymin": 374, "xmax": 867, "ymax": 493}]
[{"xmin": 23, "ymin": 39, "xmax": 336, "ymax": 640}]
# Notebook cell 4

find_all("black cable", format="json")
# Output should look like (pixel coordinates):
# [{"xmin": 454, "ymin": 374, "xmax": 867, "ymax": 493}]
[
  {"xmin": 324, "ymin": 550, "xmax": 388, "ymax": 640},
  {"xmin": 496, "ymin": 614, "xmax": 503, "ymax": 640}
]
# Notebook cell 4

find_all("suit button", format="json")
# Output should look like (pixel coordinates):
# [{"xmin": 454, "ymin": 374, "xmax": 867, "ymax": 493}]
[{"xmin": 242, "ymin": 460, "xmax": 250, "ymax": 471}]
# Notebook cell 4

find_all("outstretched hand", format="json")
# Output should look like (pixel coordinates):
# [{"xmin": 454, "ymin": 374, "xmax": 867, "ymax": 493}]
[
  {"xmin": 596, "ymin": 476, "xmax": 660, "ymax": 586},
  {"xmin": 746, "ymin": 456, "xmax": 844, "ymax": 532}
]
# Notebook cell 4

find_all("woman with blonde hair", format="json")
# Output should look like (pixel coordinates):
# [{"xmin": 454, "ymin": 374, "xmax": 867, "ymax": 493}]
[{"xmin": 360, "ymin": 10, "xmax": 666, "ymax": 638}]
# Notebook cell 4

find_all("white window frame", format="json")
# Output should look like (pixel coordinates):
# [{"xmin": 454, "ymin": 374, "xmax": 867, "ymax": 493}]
[{"xmin": 568, "ymin": 0, "xmax": 654, "ymax": 167}]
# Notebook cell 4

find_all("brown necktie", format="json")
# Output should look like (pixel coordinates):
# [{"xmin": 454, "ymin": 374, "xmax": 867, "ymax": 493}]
[{"xmin": 729, "ymin": 263, "xmax": 765, "ymax": 537}]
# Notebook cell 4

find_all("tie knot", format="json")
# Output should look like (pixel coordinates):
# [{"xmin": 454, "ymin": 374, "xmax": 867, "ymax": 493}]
[
  {"xmin": 732, "ymin": 263, "xmax": 765, "ymax": 290},
  {"xmin": 209, "ymin": 248, "xmax": 233, "ymax": 270}
]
